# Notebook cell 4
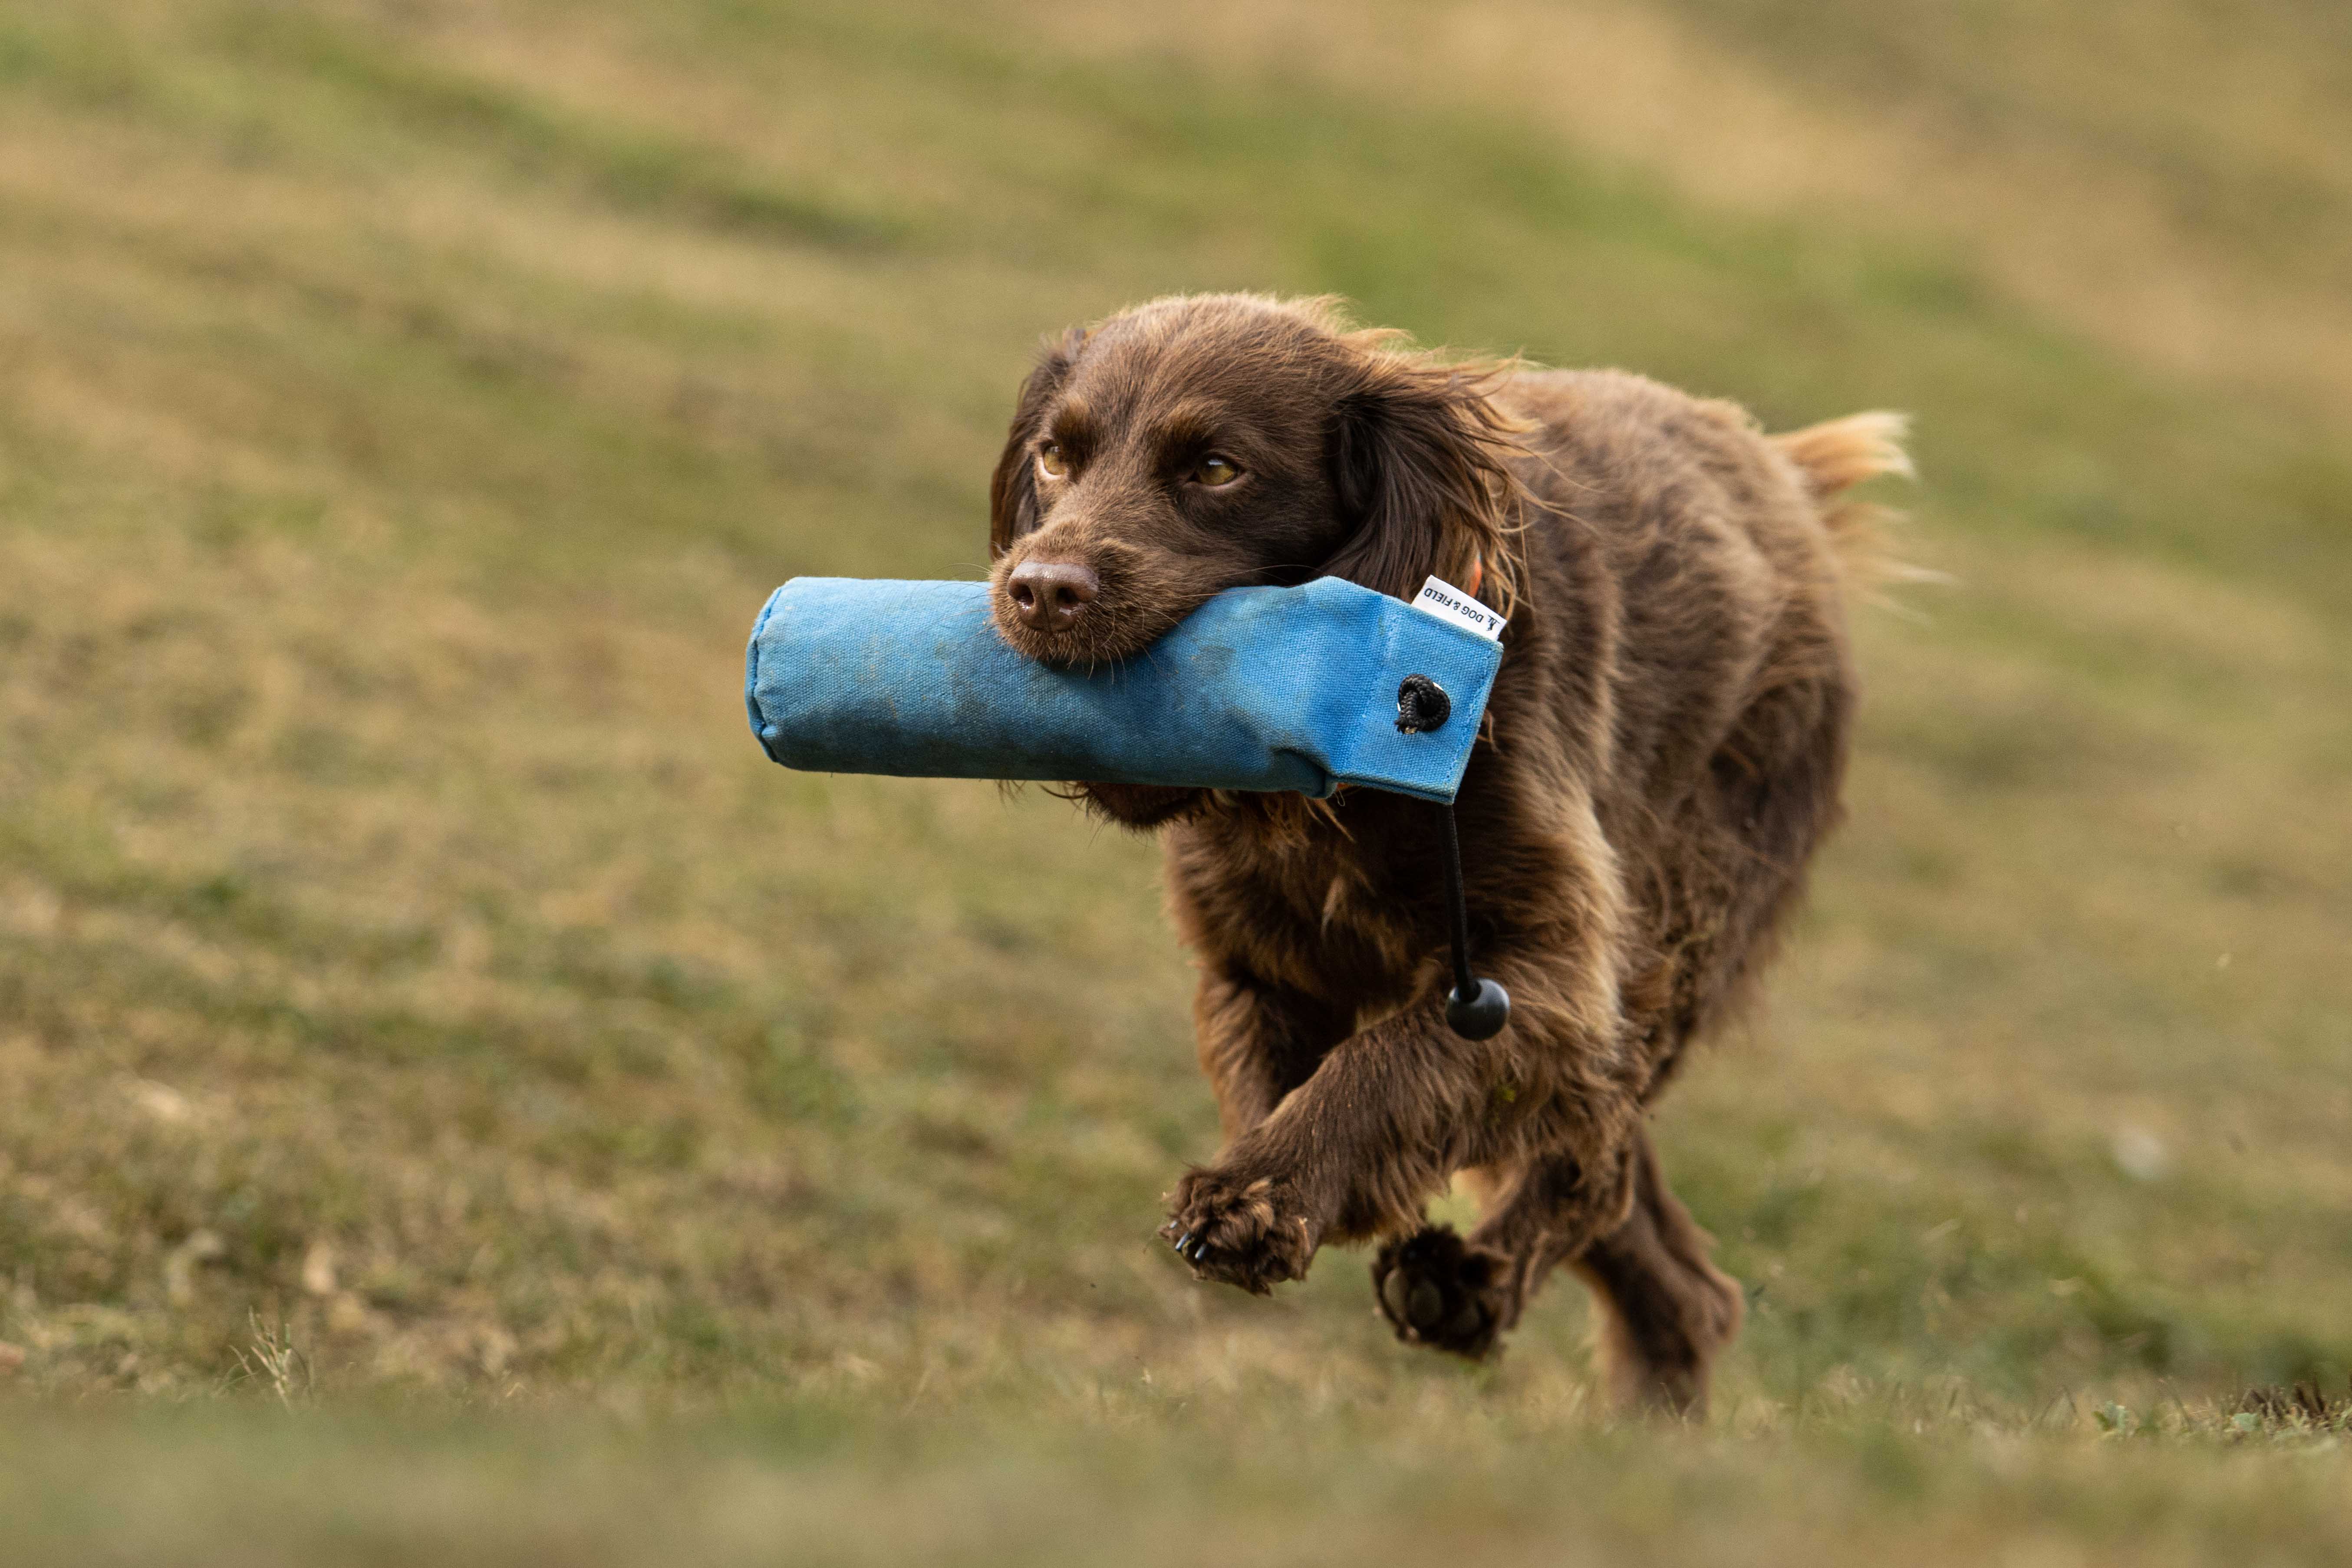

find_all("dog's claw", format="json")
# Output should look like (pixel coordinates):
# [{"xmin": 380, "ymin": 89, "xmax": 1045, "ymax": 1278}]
[{"xmin": 1173, "ymin": 1232, "xmax": 1193, "ymax": 1255}]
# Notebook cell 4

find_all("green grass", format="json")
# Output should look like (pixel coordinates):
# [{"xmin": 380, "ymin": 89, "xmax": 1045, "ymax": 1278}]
[
  {"xmin": 7, "ymin": 1395, "xmax": 2351, "ymax": 1568},
  {"xmin": 1, "ymin": 0, "xmax": 2347, "ymax": 1559}
]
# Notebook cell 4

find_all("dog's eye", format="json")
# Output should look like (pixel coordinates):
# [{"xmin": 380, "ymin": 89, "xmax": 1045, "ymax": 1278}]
[
  {"xmin": 1192, "ymin": 455, "xmax": 1242, "ymax": 488},
  {"xmin": 1037, "ymin": 441, "xmax": 1070, "ymax": 480}
]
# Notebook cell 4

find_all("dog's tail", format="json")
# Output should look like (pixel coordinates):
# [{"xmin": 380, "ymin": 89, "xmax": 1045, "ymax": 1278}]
[{"xmin": 1772, "ymin": 411, "xmax": 1923, "ymax": 596}]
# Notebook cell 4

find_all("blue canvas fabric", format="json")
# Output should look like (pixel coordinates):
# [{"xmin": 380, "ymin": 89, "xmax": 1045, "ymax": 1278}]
[{"xmin": 744, "ymin": 575, "xmax": 1502, "ymax": 803}]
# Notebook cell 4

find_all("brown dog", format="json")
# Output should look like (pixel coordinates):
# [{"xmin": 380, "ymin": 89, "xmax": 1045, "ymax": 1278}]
[{"xmin": 986, "ymin": 293, "xmax": 1908, "ymax": 1415}]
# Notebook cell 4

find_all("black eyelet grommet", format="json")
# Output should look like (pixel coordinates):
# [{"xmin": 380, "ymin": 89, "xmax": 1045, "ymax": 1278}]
[{"xmin": 1396, "ymin": 674, "xmax": 1450, "ymax": 733}]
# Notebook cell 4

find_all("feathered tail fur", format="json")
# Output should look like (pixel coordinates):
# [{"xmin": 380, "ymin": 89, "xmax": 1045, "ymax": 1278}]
[{"xmin": 1771, "ymin": 411, "xmax": 1926, "ymax": 595}]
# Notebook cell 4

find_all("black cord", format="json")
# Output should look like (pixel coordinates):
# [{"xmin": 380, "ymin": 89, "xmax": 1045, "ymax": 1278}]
[
  {"xmin": 1436, "ymin": 800, "xmax": 1511, "ymax": 1040},
  {"xmin": 1438, "ymin": 801, "xmax": 1476, "ymax": 1003},
  {"xmin": 1397, "ymin": 674, "xmax": 1509, "ymax": 1038}
]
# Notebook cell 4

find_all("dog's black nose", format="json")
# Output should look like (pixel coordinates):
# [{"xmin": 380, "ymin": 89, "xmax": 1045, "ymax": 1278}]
[{"xmin": 1007, "ymin": 560, "xmax": 1101, "ymax": 632}]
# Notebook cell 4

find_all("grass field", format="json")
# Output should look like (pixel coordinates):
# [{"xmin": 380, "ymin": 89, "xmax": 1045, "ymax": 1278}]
[{"xmin": 2, "ymin": 1, "xmax": 2348, "ymax": 1560}]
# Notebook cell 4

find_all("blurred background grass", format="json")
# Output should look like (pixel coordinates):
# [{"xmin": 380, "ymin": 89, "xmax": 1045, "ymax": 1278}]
[{"xmin": 1, "ymin": 0, "xmax": 2347, "ymax": 1560}]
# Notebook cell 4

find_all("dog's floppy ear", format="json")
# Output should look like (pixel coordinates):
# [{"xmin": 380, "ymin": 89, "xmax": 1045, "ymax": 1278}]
[
  {"xmin": 989, "ymin": 327, "xmax": 1087, "ymax": 560},
  {"xmin": 1321, "ymin": 355, "xmax": 1522, "ymax": 609}
]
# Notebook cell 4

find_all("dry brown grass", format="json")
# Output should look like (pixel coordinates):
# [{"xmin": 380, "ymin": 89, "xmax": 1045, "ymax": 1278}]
[{"xmin": 1041, "ymin": 0, "xmax": 2352, "ymax": 425}]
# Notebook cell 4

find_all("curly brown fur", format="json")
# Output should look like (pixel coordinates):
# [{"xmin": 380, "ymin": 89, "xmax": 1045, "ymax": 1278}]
[{"xmin": 985, "ymin": 293, "xmax": 1908, "ymax": 1416}]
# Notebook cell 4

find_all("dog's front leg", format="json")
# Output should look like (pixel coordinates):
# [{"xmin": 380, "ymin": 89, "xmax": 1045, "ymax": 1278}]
[
  {"xmin": 1162, "ymin": 946, "xmax": 1642, "ymax": 1297},
  {"xmin": 1192, "ymin": 965, "xmax": 1354, "ymax": 1143}
]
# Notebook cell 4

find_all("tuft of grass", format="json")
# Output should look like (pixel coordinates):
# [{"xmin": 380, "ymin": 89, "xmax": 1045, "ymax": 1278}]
[{"xmin": 226, "ymin": 1311, "xmax": 313, "ymax": 1410}]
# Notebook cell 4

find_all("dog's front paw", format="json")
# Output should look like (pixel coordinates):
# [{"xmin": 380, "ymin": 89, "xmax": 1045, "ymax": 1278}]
[
  {"xmin": 1371, "ymin": 1226, "xmax": 1515, "ymax": 1360},
  {"xmin": 1161, "ymin": 1170, "xmax": 1318, "ymax": 1295}
]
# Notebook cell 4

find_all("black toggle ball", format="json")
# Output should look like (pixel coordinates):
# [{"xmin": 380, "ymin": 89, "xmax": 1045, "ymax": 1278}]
[{"xmin": 1445, "ymin": 977, "xmax": 1511, "ymax": 1040}]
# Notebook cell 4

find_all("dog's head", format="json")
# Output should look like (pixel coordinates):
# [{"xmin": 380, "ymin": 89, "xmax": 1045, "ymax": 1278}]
[{"xmin": 987, "ymin": 294, "xmax": 1522, "ymax": 673}]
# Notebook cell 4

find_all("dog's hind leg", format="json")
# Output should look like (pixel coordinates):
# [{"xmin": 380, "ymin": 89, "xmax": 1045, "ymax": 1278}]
[{"xmin": 1565, "ymin": 1130, "xmax": 1743, "ymax": 1416}]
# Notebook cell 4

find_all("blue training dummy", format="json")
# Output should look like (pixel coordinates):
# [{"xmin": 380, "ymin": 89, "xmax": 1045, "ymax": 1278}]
[
  {"xmin": 744, "ymin": 575, "xmax": 1500, "ymax": 803},
  {"xmin": 744, "ymin": 573, "xmax": 1512, "ymax": 1037}
]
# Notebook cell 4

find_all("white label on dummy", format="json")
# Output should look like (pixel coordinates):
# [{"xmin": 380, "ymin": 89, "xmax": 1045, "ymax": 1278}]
[{"xmin": 1410, "ymin": 576, "xmax": 1504, "ymax": 642}]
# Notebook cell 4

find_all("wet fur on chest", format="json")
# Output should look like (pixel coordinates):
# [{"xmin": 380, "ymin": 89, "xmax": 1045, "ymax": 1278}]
[{"xmin": 1166, "ymin": 790, "xmax": 1452, "ymax": 1015}]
